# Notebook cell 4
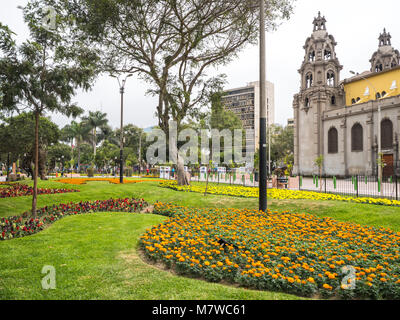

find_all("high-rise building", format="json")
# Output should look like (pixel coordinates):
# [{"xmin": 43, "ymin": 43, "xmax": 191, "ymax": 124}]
[{"xmin": 221, "ymin": 81, "xmax": 275, "ymax": 150}]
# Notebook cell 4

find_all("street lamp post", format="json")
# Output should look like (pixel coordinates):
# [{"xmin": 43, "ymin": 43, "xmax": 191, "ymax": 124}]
[
  {"xmin": 61, "ymin": 155, "xmax": 65, "ymax": 177},
  {"xmin": 112, "ymin": 74, "xmax": 133, "ymax": 184},
  {"xmin": 259, "ymin": 0, "xmax": 268, "ymax": 212},
  {"xmin": 350, "ymin": 71, "xmax": 383, "ymax": 185}
]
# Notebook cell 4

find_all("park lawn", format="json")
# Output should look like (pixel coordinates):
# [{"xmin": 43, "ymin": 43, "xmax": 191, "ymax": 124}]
[
  {"xmin": 0, "ymin": 212, "xmax": 300, "ymax": 300},
  {"xmin": 1, "ymin": 179, "xmax": 400, "ymax": 300},
  {"xmin": 1, "ymin": 179, "xmax": 400, "ymax": 231}
]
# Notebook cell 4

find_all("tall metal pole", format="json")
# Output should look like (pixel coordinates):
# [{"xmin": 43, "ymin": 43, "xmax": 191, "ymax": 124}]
[
  {"xmin": 138, "ymin": 131, "xmax": 142, "ymax": 175},
  {"xmin": 350, "ymin": 71, "xmax": 383, "ymax": 184},
  {"xmin": 378, "ymin": 100, "xmax": 382, "ymax": 186},
  {"xmin": 6, "ymin": 152, "xmax": 10, "ymax": 181},
  {"xmin": 120, "ymin": 83, "xmax": 124, "ymax": 184},
  {"xmin": 259, "ymin": 0, "xmax": 268, "ymax": 212}
]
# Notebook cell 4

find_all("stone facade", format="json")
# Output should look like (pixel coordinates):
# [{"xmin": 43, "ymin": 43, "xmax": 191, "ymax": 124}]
[{"xmin": 293, "ymin": 13, "xmax": 400, "ymax": 177}]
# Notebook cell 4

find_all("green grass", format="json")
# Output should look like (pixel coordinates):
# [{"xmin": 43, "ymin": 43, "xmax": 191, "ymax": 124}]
[
  {"xmin": 0, "ymin": 212, "xmax": 300, "ymax": 300},
  {"xmin": 2, "ymin": 179, "xmax": 400, "ymax": 231},
  {"xmin": 1, "ymin": 178, "xmax": 400, "ymax": 300}
]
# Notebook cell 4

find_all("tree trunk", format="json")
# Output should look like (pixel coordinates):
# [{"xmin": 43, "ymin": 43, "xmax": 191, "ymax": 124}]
[
  {"xmin": 204, "ymin": 165, "xmax": 210, "ymax": 196},
  {"xmin": 32, "ymin": 111, "xmax": 39, "ymax": 217},
  {"xmin": 169, "ymin": 131, "xmax": 189, "ymax": 186},
  {"xmin": 93, "ymin": 128, "xmax": 97, "ymax": 158},
  {"xmin": 77, "ymin": 139, "xmax": 81, "ymax": 172},
  {"xmin": 176, "ymin": 153, "xmax": 189, "ymax": 186}
]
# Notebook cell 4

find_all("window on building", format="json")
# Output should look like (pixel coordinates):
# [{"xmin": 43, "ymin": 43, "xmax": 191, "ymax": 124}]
[
  {"xmin": 375, "ymin": 63, "xmax": 383, "ymax": 72},
  {"xmin": 351, "ymin": 98, "xmax": 356, "ymax": 105},
  {"xmin": 382, "ymin": 91, "xmax": 387, "ymax": 98},
  {"xmin": 328, "ymin": 127, "xmax": 339, "ymax": 154},
  {"xmin": 331, "ymin": 96, "xmax": 336, "ymax": 105},
  {"xmin": 306, "ymin": 73, "xmax": 313, "ymax": 88},
  {"xmin": 351, "ymin": 123, "xmax": 363, "ymax": 152},
  {"xmin": 391, "ymin": 60, "xmax": 397, "ymax": 68},
  {"xmin": 309, "ymin": 51, "xmax": 315, "ymax": 62},
  {"xmin": 381, "ymin": 119, "xmax": 393, "ymax": 149},
  {"xmin": 356, "ymin": 97, "xmax": 361, "ymax": 103},
  {"xmin": 327, "ymin": 71, "xmax": 335, "ymax": 87},
  {"xmin": 324, "ymin": 49, "xmax": 332, "ymax": 60},
  {"xmin": 376, "ymin": 92, "xmax": 381, "ymax": 99},
  {"xmin": 305, "ymin": 97, "xmax": 310, "ymax": 108}
]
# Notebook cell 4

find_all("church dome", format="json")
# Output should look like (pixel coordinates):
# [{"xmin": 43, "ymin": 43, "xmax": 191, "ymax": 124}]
[{"xmin": 370, "ymin": 29, "xmax": 400, "ymax": 72}]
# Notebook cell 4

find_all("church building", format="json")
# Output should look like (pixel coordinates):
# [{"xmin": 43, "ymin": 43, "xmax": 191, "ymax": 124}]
[{"xmin": 293, "ymin": 12, "xmax": 400, "ymax": 177}]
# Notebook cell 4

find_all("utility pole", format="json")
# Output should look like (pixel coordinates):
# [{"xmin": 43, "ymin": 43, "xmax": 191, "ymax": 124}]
[
  {"xmin": 120, "ymin": 84, "xmax": 124, "ymax": 184},
  {"xmin": 138, "ymin": 131, "xmax": 142, "ymax": 175},
  {"xmin": 259, "ymin": 0, "xmax": 268, "ymax": 212}
]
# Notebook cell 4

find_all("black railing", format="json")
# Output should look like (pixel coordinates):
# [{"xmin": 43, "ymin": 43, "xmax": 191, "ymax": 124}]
[{"xmin": 299, "ymin": 174, "xmax": 399, "ymax": 200}]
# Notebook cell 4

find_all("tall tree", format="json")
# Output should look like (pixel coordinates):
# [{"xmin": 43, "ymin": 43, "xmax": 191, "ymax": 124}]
[
  {"xmin": 36, "ymin": 0, "xmax": 295, "ymax": 185},
  {"xmin": 0, "ymin": 4, "xmax": 98, "ymax": 215},
  {"xmin": 61, "ymin": 120, "xmax": 91, "ymax": 171},
  {"xmin": 0, "ymin": 112, "xmax": 60, "ymax": 178},
  {"xmin": 82, "ymin": 110, "xmax": 108, "ymax": 158}
]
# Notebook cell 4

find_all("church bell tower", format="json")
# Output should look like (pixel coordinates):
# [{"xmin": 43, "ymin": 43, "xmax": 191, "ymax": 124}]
[{"xmin": 293, "ymin": 12, "xmax": 344, "ymax": 175}]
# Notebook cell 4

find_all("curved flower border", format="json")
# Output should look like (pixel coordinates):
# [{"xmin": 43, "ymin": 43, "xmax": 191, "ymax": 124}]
[
  {"xmin": 0, "ymin": 183, "xmax": 79, "ymax": 198},
  {"xmin": 0, "ymin": 198, "xmax": 148, "ymax": 240},
  {"xmin": 159, "ymin": 181, "xmax": 400, "ymax": 207}
]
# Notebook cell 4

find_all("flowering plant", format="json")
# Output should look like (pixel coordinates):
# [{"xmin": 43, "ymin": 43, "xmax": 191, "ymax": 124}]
[
  {"xmin": 141, "ymin": 202, "xmax": 400, "ymax": 299},
  {"xmin": 0, "ymin": 184, "xmax": 79, "ymax": 198},
  {"xmin": 159, "ymin": 181, "xmax": 400, "ymax": 207},
  {"xmin": 0, "ymin": 198, "xmax": 148, "ymax": 240}
]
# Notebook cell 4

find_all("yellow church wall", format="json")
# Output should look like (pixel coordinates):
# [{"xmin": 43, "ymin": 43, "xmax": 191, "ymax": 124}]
[{"xmin": 344, "ymin": 67, "xmax": 400, "ymax": 106}]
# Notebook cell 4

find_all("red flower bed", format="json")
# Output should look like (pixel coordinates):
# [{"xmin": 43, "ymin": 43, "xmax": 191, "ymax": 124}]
[
  {"xmin": 0, "ymin": 198, "xmax": 148, "ymax": 240},
  {"xmin": 0, "ymin": 184, "xmax": 79, "ymax": 198}
]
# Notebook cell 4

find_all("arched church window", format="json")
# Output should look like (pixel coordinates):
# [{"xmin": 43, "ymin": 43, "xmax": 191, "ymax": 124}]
[
  {"xmin": 305, "ymin": 97, "xmax": 310, "ymax": 108},
  {"xmin": 331, "ymin": 96, "xmax": 336, "ymax": 105},
  {"xmin": 351, "ymin": 98, "xmax": 356, "ymax": 105},
  {"xmin": 308, "ymin": 51, "xmax": 315, "ymax": 62},
  {"xmin": 328, "ymin": 127, "xmax": 338, "ymax": 154},
  {"xmin": 324, "ymin": 49, "xmax": 332, "ymax": 60},
  {"xmin": 376, "ymin": 92, "xmax": 381, "ymax": 99},
  {"xmin": 375, "ymin": 63, "xmax": 383, "ymax": 72},
  {"xmin": 381, "ymin": 119, "xmax": 393, "ymax": 149},
  {"xmin": 306, "ymin": 73, "xmax": 313, "ymax": 88},
  {"xmin": 327, "ymin": 71, "xmax": 335, "ymax": 87},
  {"xmin": 382, "ymin": 91, "xmax": 387, "ymax": 98},
  {"xmin": 351, "ymin": 123, "xmax": 363, "ymax": 152},
  {"xmin": 356, "ymin": 97, "xmax": 361, "ymax": 103}
]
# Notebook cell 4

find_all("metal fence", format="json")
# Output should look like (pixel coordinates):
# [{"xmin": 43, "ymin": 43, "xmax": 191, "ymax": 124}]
[
  {"xmin": 299, "ymin": 175, "xmax": 399, "ymax": 200},
  {"xmin": 161, "ymin": 168, "xmax": 400, "ymax": 200}
]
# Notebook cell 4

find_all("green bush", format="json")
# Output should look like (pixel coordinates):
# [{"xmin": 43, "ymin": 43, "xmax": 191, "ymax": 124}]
[
  {"xmin": 125, "ymin": 168, "xmax": 133, "ymax": 177},
  {"xmin": 87, "ymin": 167, "xmax": 94, "ymax": 177}
]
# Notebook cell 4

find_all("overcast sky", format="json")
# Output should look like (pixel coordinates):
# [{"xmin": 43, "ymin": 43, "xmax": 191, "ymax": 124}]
[{"xmin": 1, "ymin": 0, "xmax": 400, "ymax": 130}]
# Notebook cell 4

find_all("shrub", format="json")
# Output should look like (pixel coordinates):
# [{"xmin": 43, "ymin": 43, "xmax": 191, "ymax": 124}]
[{"xmin": 87, "ymin": 167, "xmax": 94, "ymax": 177}]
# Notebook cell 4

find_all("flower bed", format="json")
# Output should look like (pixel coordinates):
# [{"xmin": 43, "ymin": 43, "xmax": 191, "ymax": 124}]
[
  {"xmin": 159, "ymin": 180, "xmax": 400, "ymax": 207},
  {"xmin": 0, "ymin": 198, "xmax": 148, "ymax": 240},
  {"xmin": 0, "ymin": 184, "xmax": 79, "ymax": 198},
  {"xmin": 57, "ymin": 178, "xmax": 164, "ymax": 185},
  {"xmin": 141, "ymin": 202, "xmax": 400, "ymax": 299}
]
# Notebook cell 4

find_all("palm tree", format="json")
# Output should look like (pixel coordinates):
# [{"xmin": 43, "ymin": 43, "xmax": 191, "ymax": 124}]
[
  {"xmin": 82, "ymin": 111, "xmax": 109, "ymax": 158},
  {"xmin": 62, "ymin": 121, "xmax": 91, "ymax": 172}
]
